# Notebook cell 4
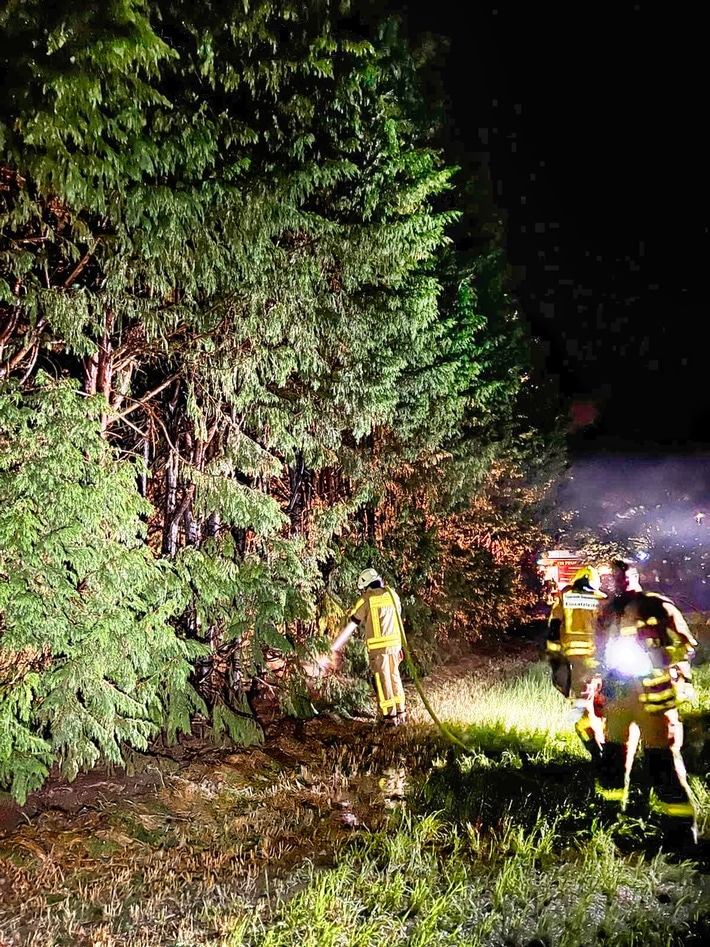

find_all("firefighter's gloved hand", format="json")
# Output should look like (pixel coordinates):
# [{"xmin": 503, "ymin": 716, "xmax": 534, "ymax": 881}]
[
  {"xmin": 317, "ymin": 652, "xmax": 339, "ymax": 673},
  {"xmin": 675, "ymin": 677, "xmax": 696, "ymax": 704}
]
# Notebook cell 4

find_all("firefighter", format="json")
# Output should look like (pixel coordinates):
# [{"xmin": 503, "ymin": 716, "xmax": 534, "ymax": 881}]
[
  {"xmin": 595, "ymin": 559, "xmax": 699, "ymax": 848},
  {"xmin": 328, "ymin": 568, "xmax": 407, "ymax": 725},
  {"xmin": 546, "ymin": 565, "xmax": 606, "ymax": 759}
]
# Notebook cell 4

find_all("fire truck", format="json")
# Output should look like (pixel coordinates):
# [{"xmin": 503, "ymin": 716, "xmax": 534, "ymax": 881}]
[
  {"xmin": 537, "ymin": 549, "xmax": 611, "ymax": 597},
  {"xmin": 536, "ymin": 549, "xmax": 585, "ymax": 593}
]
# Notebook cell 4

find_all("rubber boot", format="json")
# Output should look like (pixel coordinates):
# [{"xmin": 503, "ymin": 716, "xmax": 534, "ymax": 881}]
[
  {"xmin": 659, "ymin": 817, "xmax": 699, "ymax": 857},
  {"xmin": 575, "ymin": 716, "xmax": 602, "ymax": 762},
  {"xmin": 594, "ymin": 741, "xmax": 627, "ymax": 824}
]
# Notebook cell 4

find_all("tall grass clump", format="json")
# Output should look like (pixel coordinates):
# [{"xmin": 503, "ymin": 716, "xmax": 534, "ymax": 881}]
[{"xmin": 226, "ymin": 810, "xmax": 710, "ymax": 947}]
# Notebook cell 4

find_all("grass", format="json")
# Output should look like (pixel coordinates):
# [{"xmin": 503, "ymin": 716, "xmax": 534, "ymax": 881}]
[
  {"xmin": 410, "ymin": 659, "xmax": 582, "ymax": 756},
  {"xmin": 228, "ymin": 658, "xmax": 710, "ymax": 947},
  {"xmin": 225, "ymin": 813, "xmax": 710, "ymax": 947},
  {"xmin": 1, "ymin": 647, "xmax": 709, "ymax": 945}
]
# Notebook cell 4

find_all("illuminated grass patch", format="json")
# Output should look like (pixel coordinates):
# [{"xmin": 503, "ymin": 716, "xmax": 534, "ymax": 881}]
[
  {"xmin": 2, "ymin": 655, "xmax": 709, "ymax": 946},
  {"xmin": 226, "ymin": 813, "xmax": 710, "ymax": 947},
  {"xmin": 408, "ymin": 658, "xmax": 583, "ymax": 759}
]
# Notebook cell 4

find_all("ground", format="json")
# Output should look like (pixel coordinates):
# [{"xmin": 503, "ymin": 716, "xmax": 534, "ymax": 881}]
[
  {"xmin": 0, "ymin": 639, "xmax": 543, "ymax": 947},
  {"xmin": 0, "ymin": 638, "xmax": 537, "ymax": 838}
]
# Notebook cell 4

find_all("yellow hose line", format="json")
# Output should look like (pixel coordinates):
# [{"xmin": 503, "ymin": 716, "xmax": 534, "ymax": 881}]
[{"xmin": 400, "ymin": 629, "xmax": 471, "ymax": 752}]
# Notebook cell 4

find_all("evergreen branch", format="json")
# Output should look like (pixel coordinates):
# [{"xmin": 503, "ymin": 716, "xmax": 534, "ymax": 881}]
[{"xmin": 166, "ymin": 315, "xmax": 233, "ymax": 356}]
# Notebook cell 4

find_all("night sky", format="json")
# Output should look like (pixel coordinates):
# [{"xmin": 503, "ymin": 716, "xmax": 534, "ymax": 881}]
[
  {"xmin": 397, "ymin": 1, "xmax": 708, "ymax": 451},
  {"xmin": 380, "ymin": 1, "xmax": 710, "ymax": 600}
]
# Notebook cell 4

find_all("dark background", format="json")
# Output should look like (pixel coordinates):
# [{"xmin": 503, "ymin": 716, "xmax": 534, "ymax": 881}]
[
  {"xmin": 396, "ymin": 1, "xmax": 708, "ymax": 450},
  {"xmin": 376, "ymin": 1, "xmax": 710, "ymax": 605}
]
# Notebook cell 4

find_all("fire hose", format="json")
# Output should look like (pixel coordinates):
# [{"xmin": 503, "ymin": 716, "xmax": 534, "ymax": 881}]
[
  {"xmin": 399, "ymin": 625, "xmax": 471, "ymax": 752},
  {"xmin": 316, "ymin": 593, "xmax": 471, "ymax": 751}
]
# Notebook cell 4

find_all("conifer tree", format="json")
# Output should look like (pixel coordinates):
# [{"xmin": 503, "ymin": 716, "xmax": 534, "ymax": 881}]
[
  {"xmin": 0, "ymin": 0, "xmax": 462, "ymax": 741},
  {"xmin": 0, "ymin": 0, "xmax": 563, "ymax": 786},
  {"xmin": 0, "ymin": 376, "xmax": 203, "ymax": 802}
]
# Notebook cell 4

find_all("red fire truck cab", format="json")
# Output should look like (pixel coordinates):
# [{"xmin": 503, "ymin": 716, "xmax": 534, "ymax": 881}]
[{"xmin": 537, "ymin": 549, "xmax": 611, "ymax": 598}]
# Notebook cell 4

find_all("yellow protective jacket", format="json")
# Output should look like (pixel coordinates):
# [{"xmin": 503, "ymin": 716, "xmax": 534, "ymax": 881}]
[
  {"xmin": 349, "ymin": 586, "xmax": 404, "ymax": 656},
  {"xmin": 547, "ymin": 585, "xmax": 606, "ymax": 665},
  {"xmin": 597, "ymin": 590, "xmax": 697, "ymax": 714}
]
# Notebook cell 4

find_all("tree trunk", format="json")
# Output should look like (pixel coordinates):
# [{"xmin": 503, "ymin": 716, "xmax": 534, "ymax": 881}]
[{"xmin": 163, "ymin": 450, "xmax": 179, "ymax": 555}]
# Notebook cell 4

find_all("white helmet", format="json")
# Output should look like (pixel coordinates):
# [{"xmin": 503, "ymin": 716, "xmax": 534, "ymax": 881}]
[{"xmin": 357, "ymin": 568, "xmax": 382, "ymax": 591}]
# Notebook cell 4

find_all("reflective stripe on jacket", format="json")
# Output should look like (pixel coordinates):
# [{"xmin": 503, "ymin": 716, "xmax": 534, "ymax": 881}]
[
  {"xmin": 639, "ymin": 668, "xmax": 677, "ymax": 713},
  {"xmin": 548, "ymin": 588, "xmax": 605, "ymax": 662},
  {"xmin": 350, "ymin": 586, "xmax": 403, "ymax": 654}
]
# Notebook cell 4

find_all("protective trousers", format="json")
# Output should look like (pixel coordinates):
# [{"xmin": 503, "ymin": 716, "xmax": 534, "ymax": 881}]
[
  {"xmin": 595, "ymin": 680, "xmax": 696, "ymax": 828},
  {"xmin": 369, "ymin": 650, "xmax": 405, "ymax": 719}
]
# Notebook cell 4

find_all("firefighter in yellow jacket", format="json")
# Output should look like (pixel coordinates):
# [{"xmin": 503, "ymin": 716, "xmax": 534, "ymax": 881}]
[
  {"xmin": 328, "ymin": 568, "xmax": 406, "ymax": 725},
  {"xmin": 546, "ymin": 565, "xmax": 606, "ymax": 759},
  {"xmin": 595, "ymin": 560, "xmax": 698, "ymax": 849}
]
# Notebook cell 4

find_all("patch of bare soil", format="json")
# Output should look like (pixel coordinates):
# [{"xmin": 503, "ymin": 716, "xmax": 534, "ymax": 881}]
[{"xmin": 0, "ymin": 639, "xmax": 538, "ymax": 947}]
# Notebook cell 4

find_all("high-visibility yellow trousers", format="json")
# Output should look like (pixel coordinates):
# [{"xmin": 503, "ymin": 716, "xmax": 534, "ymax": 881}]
[
  {"xmin": 369, "ymin": 650, "xmax": 405, "ymax": 718},
  {"xmin": 595, "ymin": 679, "xmax": 696, "ymax": 822}
]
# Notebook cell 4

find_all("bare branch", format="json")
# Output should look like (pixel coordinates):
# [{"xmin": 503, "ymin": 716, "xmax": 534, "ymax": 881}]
[
  {"xmin": 63, "ymin": 238, "xmax": 101, "ymax": 288},
  {"xmin": 0, "ymin": 317, "xmax": 47, "ymax": 379},
  {"xmin": 19, "ymin": 343, "xmax": 39, "ymax": 385},
  {"xmin": 108, "ymin": 375, "xmax": 181, "ymax": 422}
]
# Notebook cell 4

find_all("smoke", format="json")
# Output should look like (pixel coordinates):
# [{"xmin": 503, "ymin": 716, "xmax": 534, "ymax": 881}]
[{"xmin": 555, "ymin": 453, "xmax": 710, "ymax": 610}]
